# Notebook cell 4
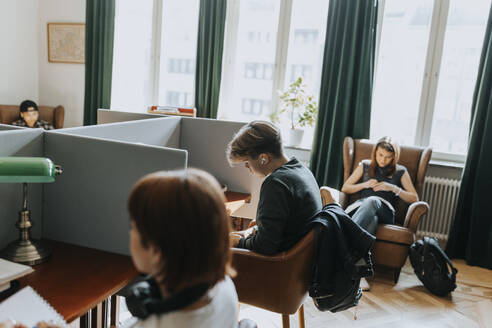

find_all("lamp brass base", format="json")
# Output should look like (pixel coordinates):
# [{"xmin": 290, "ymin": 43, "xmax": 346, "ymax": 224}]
[{"xmin": 1, "ymin": 239, "xmax": 51, "ymax": 265}]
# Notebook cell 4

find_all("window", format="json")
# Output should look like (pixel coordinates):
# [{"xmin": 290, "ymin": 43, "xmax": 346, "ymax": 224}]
[
  {"xmin": 371, "ymin": 0, "xmax": 490, "ymax": 161},
  {"xmin": 241, "ymin": 98, "xmax": 271, "ymax": 115},
  {"xmin": 244, "ymin": 62, "xmax": 274, "ymax": 80},
  {"xmin": 157, "ymin": 0, "xmax": 200, "ymax": 107},
  {"xmin": 429, "ymin": 1, "xmax": 490, "ymax": 155},
  {"xmin": 218, "ymin": 0, "xmax": 281, "ymax": 123},
  {"xmin": 219, "ymin": 0, "xmax": 329, "ymax": 148},
  {"xmin": 111, "ymin": 0, "xmax": 154, "ymax": 111},
  {"xmin": 166, "ymin": 91, "xmax": 193, "ymax": 107},
  {"xmin": 111, "ymin": 0, "xmax": 199, "ymax": 112}
]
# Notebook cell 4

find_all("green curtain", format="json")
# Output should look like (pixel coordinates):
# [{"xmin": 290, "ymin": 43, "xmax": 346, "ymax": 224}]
[
  {"xmin": 310, "ymin": 0, "xmax": 378, "ymax": 188},
  {"xmin": 445, "ymin": 5, "xmax": 492, "ymax": 269},
  {"xmin": 84, "ymin": 0, "xmax": 115, "ymax": 126},
  {"xmin": 195, "ymin": 0, "xmax": 227, "ymax": 119}
]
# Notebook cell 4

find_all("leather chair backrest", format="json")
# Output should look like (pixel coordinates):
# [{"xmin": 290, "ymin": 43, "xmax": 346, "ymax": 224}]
[
  {"xmin": 343, "ymin": 137, "xmax": 431, "ymax": 225},
  {"xmin": 232, "ymin": 230, "xmax": 315, "ymax": 315},
  {"xmin": 0, "ymin": 104, "xmax": 65, "ymax": 129}
]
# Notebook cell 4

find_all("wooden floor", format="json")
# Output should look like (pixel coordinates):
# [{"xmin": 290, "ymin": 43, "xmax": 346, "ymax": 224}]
[{"xmin": 238, "ymin": 260, "xmax": 492, "ymax": 328}]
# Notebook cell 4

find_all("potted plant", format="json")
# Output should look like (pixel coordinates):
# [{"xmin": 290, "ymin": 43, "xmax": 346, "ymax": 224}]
[{"xmin": 271, "ymin": 77, "xmax": 318, "ymax": 147}]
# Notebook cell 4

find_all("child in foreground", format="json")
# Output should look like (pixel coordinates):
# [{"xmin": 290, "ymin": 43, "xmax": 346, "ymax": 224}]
[{"xmin": 126, "ymin": 168, "xmax": 239, "ymax": 328}]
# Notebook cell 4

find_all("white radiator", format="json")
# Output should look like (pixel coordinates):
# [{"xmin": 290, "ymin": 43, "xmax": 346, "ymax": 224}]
[{"xmin": 417, "ymin": 176, "xmax": 461, "ymax": 242}]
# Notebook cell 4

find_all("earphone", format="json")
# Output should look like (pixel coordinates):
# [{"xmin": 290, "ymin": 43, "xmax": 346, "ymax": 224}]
[
  {"xmin": 121, "ymin": 276, "xmax": 210, "ymax": 319},
  {"xmin": 261, "ymin": 157, "xmax": 266, "ymax": 165}
]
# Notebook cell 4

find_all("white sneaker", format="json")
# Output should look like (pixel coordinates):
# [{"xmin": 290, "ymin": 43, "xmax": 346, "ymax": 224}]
[{"xmin": 360, "ymin": 278, "xmax": 370, "ymax": 291}]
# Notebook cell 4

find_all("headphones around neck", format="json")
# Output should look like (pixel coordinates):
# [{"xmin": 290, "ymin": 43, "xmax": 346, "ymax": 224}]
[{"xmin": 121, "ymin": 276, "xmax": 211, "ymax": 319}]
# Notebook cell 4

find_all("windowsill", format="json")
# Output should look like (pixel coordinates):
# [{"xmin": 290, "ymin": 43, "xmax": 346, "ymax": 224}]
[
  {"xmin": 429, "ymin": 159, "xmax": 464, "ymax": 169},
  {"xmin": 283, "ymin": 145, "xmax": 465, "ymax": 170},
  {"xmin": 284, "ymin": 145, "xmax": 312, "ymax": 152}
]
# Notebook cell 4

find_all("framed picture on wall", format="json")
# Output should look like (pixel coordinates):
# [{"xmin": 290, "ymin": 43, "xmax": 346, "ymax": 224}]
[{"xmin": 47, "ymin": 23, "xmax": 85, "ymax": 64}]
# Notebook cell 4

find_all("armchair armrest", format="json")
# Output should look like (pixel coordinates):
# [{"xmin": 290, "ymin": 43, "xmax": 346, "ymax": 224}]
[
  {"xmin": 320, "ymin": 186, "xmax": 349, "ymax": 209},
  {"xmin": 231, "ymin": 247, "xmax": 287, "ymax": 262},
  {"xmin": 53, "ymin": 105, "xmax": 65, "ymax": 129},
  {"xmin": 231, "ymin": 230, "xmax": 314, "ymax": 263},
  {"xmin": 403, "ymin": 201, "xmax": 429, "ymax": 233}
]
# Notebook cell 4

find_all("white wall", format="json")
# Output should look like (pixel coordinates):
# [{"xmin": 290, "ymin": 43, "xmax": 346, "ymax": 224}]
[
  {"xmin": 0, "ymin": 0, "xmax": 39, "ymax": 104},
  {"xmin": 38, "ymin": 0, "xmax": 86, "ymax": 128}
]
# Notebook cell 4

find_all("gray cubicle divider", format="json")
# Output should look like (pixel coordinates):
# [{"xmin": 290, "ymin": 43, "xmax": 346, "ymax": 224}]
[
  {"xmin": 97, "ymin": 109, "xmax": 163, "ymax": 125},
  {"xmin": 179, "ymin": 117, "xmax": 262, "ymax": 219},
  {"xmin": 42, "ymin": 132, "xmax": 188, "ymax": 255},
  {"xmin": 0, "ymin": 124, "xmax": 24, "ymax": 131},
  {"xmin": 0, "ymin": 129, "xmax": 44, "ymax": 249},
  {"xmin": 56, "ymin": 117, "xmax": 181, "ymax": 148}
]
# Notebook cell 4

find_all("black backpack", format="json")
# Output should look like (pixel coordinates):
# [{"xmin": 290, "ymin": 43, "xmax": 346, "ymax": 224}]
[{"xmin": 409, "ymin": 237, "xmax": 458, "ymax": 297}]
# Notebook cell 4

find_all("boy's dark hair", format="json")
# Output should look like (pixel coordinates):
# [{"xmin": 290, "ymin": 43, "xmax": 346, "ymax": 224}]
[
  {"xmin": 128, "ymin": 168, "xmax": 234, "ymax": 293},
  {"xmin": 20, "ymin": 100, "xmax": 38, "ymax": 112},
  {"xmin": 226, "ymin": 120, "xmax": 283, "ymax": 161}
]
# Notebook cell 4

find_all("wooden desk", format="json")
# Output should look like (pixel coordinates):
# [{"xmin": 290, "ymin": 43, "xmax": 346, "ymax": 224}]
[
  {"xmin": 7, "ymin": 240, "xmax": 138, "ymax": 324},
  {"xmin": 225, "ymin": 191, "xmax": 252, "ymax": 230}
]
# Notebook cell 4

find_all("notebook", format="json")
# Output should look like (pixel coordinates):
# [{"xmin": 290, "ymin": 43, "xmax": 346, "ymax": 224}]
[
  {"xmin": 0, "ymin": 286, "xmax": 68, "ymax": 327},
  {"xmin": 0, "ymin": 258, "xmax": 34, "ymax": 285}
]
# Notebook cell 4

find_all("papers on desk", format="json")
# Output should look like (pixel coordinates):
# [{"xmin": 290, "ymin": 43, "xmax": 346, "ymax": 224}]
[
  {"xmin": 0, "ymin": 286, "xmax": 67, "ymax": 327},
  {"xmin": 0, "ymin": 258, "xmax": 33, "ymax": 292}
]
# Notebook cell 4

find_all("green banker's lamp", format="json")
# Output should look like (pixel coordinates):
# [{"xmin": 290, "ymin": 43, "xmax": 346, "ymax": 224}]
[{"xmin": 0, "ymin": 157, "xmax": 62, "ymax": 265}]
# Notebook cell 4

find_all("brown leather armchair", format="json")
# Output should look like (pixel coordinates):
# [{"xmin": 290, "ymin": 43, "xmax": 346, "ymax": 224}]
[
  {"xmin": 322, "ymin": 136, "xmax": 432, "ymax": 283},
  {"xmin": 232, "ymin": 230, "xmax": 315, "ymax": 328},
  {"xmin": 0, "ymin": 104, "xmax": 65, "ymax": 129}
]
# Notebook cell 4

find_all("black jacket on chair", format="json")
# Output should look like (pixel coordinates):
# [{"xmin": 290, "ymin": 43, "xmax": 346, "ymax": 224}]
[{"xmin": 307, "ymin": 203, "xmax": 375, "ymax": 312}]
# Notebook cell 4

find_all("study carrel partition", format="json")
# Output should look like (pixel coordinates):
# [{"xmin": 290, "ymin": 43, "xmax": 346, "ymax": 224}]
[
  {"xmin": 96, "ymin": 110, "xmax": 262, "ymax": 219},
  {"xmin": 179, "ymin": 117, "xmax": 262, "ymax": 219},
  {"xmin": 0, "ymin": 124, "xmax": 24, "ymax": 131},
  {"xmin": 0, "ymin": 125, "xmax": 188, "ymax": 255},
  {"xmin": 55, "ymin": 116, "xmax": 181, "ymax": 148},
  {"xmin": 97, "ymin": 109, "xmax": 162, "ymax": 125},
  {"xmin": 41, "ymin": 131, "xmax": 187, "ymax": 255}
]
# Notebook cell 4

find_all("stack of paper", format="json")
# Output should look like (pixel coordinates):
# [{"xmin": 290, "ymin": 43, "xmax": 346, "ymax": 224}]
[
  {"xmin": 0, "ymin": 286, "xmax": 67, "ymax": 327},
  {"xmin": 0, "ymin": 258, "xmax": 33, "ymax": 292}
]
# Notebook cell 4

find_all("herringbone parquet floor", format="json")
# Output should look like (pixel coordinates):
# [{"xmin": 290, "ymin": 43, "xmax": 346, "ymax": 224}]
[{"xmin": 238, "ymin": 259, "xmax": 492, "ymax": 328}]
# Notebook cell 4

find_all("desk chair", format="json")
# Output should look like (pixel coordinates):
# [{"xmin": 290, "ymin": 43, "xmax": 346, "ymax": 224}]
[
  {"xmin": 231, "ymin": 230, "xmax": 315, "ymax": 328},
  {"xmin": 322, "ymin": 136, "xmax": 432, "ymax": 283},
  {"xmin": 0, "ymin": 104, "xmax": 65, "ymax": 128}
]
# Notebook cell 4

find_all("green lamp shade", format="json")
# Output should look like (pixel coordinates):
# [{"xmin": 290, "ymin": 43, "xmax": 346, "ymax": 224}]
[{"xmin": 0, "ymin": 157, "xmax": 57, "ymax": 183}]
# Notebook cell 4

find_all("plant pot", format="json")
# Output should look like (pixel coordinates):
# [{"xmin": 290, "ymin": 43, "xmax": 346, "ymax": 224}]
[{"xmin": 287, "ymin": 128, "xmax": 304, "ymax": 147}]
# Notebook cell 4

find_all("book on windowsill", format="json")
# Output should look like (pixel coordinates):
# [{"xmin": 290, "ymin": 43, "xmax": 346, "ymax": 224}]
[{"xmin": 148, "ymin": 105, "xmax": 196, "ymax": 117}]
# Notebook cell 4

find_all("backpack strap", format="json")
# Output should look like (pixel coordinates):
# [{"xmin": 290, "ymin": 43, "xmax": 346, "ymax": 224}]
[{"xmin": 424, "ymin": 237, "xmax": 458, "ymax": 275}]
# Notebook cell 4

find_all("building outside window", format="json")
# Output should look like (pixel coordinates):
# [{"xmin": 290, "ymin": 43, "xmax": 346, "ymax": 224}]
[
  {"xmin": 371, "ymin": 0, "xmax": 490, "ymax": 161},
  {"xmin": 111, "ymin": 0, "xmax": 199, "ymax": 112},
  {"xmin": 218, "ymin": 0, "xmax": 329, "ymax": 149}
]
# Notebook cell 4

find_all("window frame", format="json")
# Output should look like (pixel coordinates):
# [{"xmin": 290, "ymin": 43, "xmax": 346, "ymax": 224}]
[
  {"xmin": 115, "ymin": 0, "xmax": 475, "ymax": 164},
  {"xmin": 218, "ymin": 0, "xmax": 305, "ymax": 121},
  {"xmin": 150, "ymin": 0, "xmax": 164, "ymax": 107},
  {"xmin": 374, "ymin": 0, "xmax": 475, "ymax": 164}
]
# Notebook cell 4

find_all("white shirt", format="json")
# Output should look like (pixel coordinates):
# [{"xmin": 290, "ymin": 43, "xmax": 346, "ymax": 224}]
[{"xmin": 130, "ymin": 276, "xmax": 238, "ymax": 328}]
